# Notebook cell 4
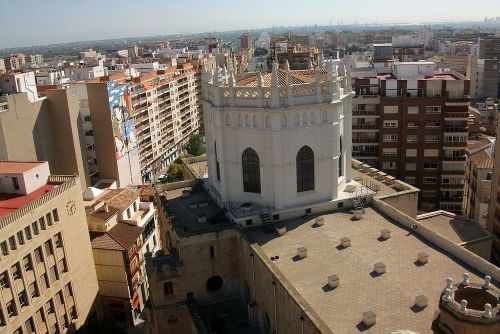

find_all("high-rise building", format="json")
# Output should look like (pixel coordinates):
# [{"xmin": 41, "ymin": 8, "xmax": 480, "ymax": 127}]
[
  {"xmin": 467, "ymin": 54, "xmax": 499, "ymax": 100},
  {"xmin": 0, "ymin": 161, "xmax": 99, "ymax": 333},
  {"xmin": 238, "ymin": 33, "xmax": 254, "ymax": 49},
  {"xmin": 29, "ymin": 54, "xmax": 44, "ymax": 65},
  {"xmin": 351, "ymin": 62, "xmax": 470, "ymax": 213}
]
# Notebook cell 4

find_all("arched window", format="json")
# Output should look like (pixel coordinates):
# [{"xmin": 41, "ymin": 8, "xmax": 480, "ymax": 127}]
[
  {"xmin": 296, "ymin": 146, "xmax": 314, "ymax": 192},
  {"xmin": 242, "ymin": 148, "xmax": 261, "ymax": 193},
  {"xmin": 215, "ymin": 142, "xmax": 220, "ymax": 181},
  {"xmin": 339, "ymin": 136, "xmax": 343, "ymax": 177}
]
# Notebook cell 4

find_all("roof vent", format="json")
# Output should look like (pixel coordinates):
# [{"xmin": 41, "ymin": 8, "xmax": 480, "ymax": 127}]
[
  {"xmin": 340, "ymin": 237, "xmax": 351, "ymax": 248},
  {"xmin": 460, "ymin": 273, "xmax": 470, "ymax": 286},
  {"xmin": 276, "ymin": 226, "xmax": 286, "ymax": 236},
  {"xmin": 415, "ymin": 295, "xmax": 428, "ymax": 308},
  {"xmin": 362, "ymin": 310, "xmax": 376, "ymax": 326},
  {"xmin": 315, "ymin": 216, "xmax": 324, "ymax": 226},
  {"xmin": 417, "ymin": 252, "xmax": 428, "ymax": 264},
  {"xmin": 297, "ymin": 247, "xmax": 308, "ymax": 259},
  {"xmin": 374, "ymin": 262, "xmax": 386, "ymax": 275},
  {"xmin": 328, "ymin": 274, "xmax": 339, "ymax": 288},
  {"xmin": 380, "ymin": 229, "xmax": 391, "ymax": 240},
  {"xmin": 483, "ymin": 275, "xmax": 491, "ymax": 289}
]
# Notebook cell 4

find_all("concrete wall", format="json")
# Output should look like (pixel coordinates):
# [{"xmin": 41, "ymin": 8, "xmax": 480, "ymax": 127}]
[{"xmin": 92, "ymin": 249, "xmax": 129, "ymax": 299}]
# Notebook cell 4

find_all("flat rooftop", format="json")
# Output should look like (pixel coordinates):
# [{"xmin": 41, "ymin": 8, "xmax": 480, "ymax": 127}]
[
  {"xmin": 0, "ymin": 184, "xmax": 56, "ymax": 218},
  {"xmin": 162, "ymin": 185, "xmax": 232, "ymax": 237},
  {"xmin": 244, "ymin": 207, "xmax": 497, "ymax": 333},
  {"xmin": 417, "ymin": 212, "xmax": 490, "ymax": 245},
  {"xmin": 0, "ymin": 161, "xmax": 44, "ymax": 173}
]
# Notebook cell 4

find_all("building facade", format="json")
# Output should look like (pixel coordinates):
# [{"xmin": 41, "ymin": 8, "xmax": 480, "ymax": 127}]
[
  {"xmin": 202, "ymin": 59, "xmax": 353, "ymax": 215},
  {"xmin": 487, "ymin": 123, "xmax": 500, "ymax": 264},
  {"xmin": 351, "ymin": 62, "xmax": 470, "ymax": 213},
  {"xmin": 0, "ymin": 161, "xmax": 99, "ymax": 334}
]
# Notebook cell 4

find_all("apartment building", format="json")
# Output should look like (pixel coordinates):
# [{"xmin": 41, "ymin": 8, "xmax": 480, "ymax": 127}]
[
  {"xmin": 467, "ymin": 54, "xmax": 500, "ymax": 100},
  {"xmin": 5, "ymin": 54, "xmax": 25, "ymax": 71},
  {"xmin": 351, "ymin": 61, "xmax": 470, "ymax": 212},
  {"xmin": 463, "ymin": 137, "xmax": 494, "ymax": 227},
  {"xmin": 487, "ymin": 123, "xmax": 500, "ymax": 264},
  {"xmin": 85, "ymin": 187, "xmax": 158, "ymax": 330},
  {"xmin": 0, "ymin": 161, "xmax": 99, "ymax": 334}
]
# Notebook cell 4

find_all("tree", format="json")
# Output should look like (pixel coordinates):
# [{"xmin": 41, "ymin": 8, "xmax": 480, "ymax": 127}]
[
  {"xmin": 166, "ymin": 163, "xmax": 183, "ymax": 182},
  {"xmin": 185, "ymin": 134, "xmax": 206, "ymax": 156}
]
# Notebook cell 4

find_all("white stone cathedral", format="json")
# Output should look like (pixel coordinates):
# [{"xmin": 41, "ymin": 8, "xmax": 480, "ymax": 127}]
[{"xmin": 202, "ymin": 57, "xmax": 354, "ymax": 222}]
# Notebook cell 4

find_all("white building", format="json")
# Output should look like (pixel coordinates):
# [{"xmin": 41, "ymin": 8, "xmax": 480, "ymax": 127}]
[
  {"xmin": 64, "ymin": 65, "xmax": 106, "ymax": 81},
  {"xmin": 202, "ymin": 59, "xmax": 354, "ymax": 222},
  {"xmin": 0, "ymin": 72, "xmax": 38, "ymax": 102}
]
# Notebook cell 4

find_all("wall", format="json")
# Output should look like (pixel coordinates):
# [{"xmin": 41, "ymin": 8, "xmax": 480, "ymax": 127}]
[{"xmin": 92, "ymin": 248, "xmax": 129, "ymax": 299}]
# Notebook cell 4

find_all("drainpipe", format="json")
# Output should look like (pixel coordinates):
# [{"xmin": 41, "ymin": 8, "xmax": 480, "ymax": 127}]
[
  {"xmin": 300, "ymin": 316, "xmax": 305, "ymax": 334},
  {"xmin": 272, "ymin": 281, "xmax": 278, "ymax": 334}
]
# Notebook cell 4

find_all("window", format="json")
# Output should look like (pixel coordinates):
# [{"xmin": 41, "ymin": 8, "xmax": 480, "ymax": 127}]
[
  {"xmin": 49, "ymin": 266, "xmax": 59, "ymax": 282},
  {"xmin": 40, "ymin": 273, "xmax": 49, "ymax": 290},
  {"xmin": 424, "ymin": 149, "xmax": 439, "ymax": 157},
  {"xmin": 210, "ymin": 246, "xmax": 215, "ymax": 258},
  {"xmin": 45, "ymin": 240, "xmax": 54, "ymax": 256},
  {"xmin": 58, "ymin": 258, "xmax": 68, "ymax": 274},
  {"xmin": 383, "ymin": 148, "xmax": 397, "ymax": 156},
  {"xmin": 426, "ymin": 121, "xmax": 441, "ymax": 128},
  {"xmin": 421, "ymin": 190, "xmax": 437, "ymax": 198},
  {"xmin": 296, "ymin": 146, "xmax": 315, "ymax": 192},
  {"xmin": 64, "ymin": 283, "xmax": 73, "ymax": 298},
  {"xmin": 407, "ymin": 106, "xmax": 419, "ymax": 114},
  {"xmin": 6, "ymin": 300, "xmax": 16, "ymax": 317},
  {"xmin": 61, "ymin": 315, "xmax": 69, "ymax": 330},
  {"xmin": 54, "ymin": 233, "xmax": 63, "ymax": 248},
  {"xmin": 12, "ymin": 263, "xmax": 21, "ymax": 280},
  {"xmin": 29, "ymin": 282, "xmax": 39, "ymax": 299},
  {"xmin": 52, "ymin": 209, "xmax": 59, "ymax": 222},
  {"xmin": 34, "ymin": 247, "xmax": 44, "ymax": 264},
  {"xmin": 164, "ymin": 282, "xmax": 174, "ymax": 296},
  {"xmin": 16, "ymin": 231, "xmax": 24, "ymax": 245},
  {"xmin": 25, "ymin": 318, "xmax": 35, "ymax": 334},
  {"xmin": 46, "ymin": 213, "xmax": 53, "ymax": 226},
  {"xmin": 406, "ymin": 135, "xmax": 418, "ymax": 143},
  {"xmin": 383, "ymin": 106, "xmax": 398, "ymax": 113},
  {"xmin": 69, "ymin": 306, "xmax": 77, "ymax": 320},
  {"xmin": 426, "ymin": 106, "xmax": 441, "ymax": 114},
  {"xmin": 423, "ymin": 177, "xmax": 438, "ymax": 184},
  {"xmin": 383, "ymin": 134, "xmax": 398, "ymax": 142},
  {"xmin": 215, "ymin": 142, "xmax": 220, "ymax": 181},
  {"xmin": 424, "ymin": 163, "xmax": 439, "ymax": 170},
  {"xmin": 32, "ymin": 222, "xmax": 39, "ymax": 235},
  {"xmin": 56, "ymin": 291, "xmax": 64, "ymax": 306},
  {"xmin": 242, "ymin": 148, "xmax": 261, "ymax": 193},
  {"xmin": 13, "ymin": 327, "xmax": 22, "ymax": 334},
  {"xmin": 39, "ymin": 217, "xmax": 46, "ymax": 230},
  {"xmin": 406, "ymin": 149, "xmax": 417, "ymax": 157},
  {"xmin": 18, "ymin": 291, "xmax": 28, "ymax": 308},
  {"xmin": 23, "ymin": 255, "xmax": 33, "ymax": 271},
  {"xmin": 46, "ymin": 300, "xmax": 54, "ymax": 314},
  {"xmin": 383, "ymin": 120, "xmax": 398, "ymax": 128},
  {"xmin": 0, "ymin": 271, "xmax": 9, "ymax": 289},
  {"xmin": 0, "ymin": 241, "xmax": 7, "ymax": 256},
  {"xmin": 12, "ymin": 177, "xmax": 19, "ymax": 190},
  {"xmin": 405, "ymin": 177, "xmax": 416, "ymax": 184},
  {"xmin": 382, "ymin": 162, "xmax": 397, "ymax": 170},
  {"xmin": 9, "ymin": 236, "xmax": 16, "ymax": 251},
  {"xmin": 425, "ymin": 135, "xmax": 440, "ymax": 143},
  {"xmin": 407, "ymin": 121, "xmax": 419, "ymax": 128},
  {"xmin": 406, "ymin": 163, "xmax": 417, "ymax": 171},
  {"xmin": 24, "ymin": 226, "xmax": 32, "ymax": 240}
]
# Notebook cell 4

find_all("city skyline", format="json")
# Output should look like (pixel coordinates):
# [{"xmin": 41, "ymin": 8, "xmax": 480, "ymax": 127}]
[{"xmin": 1, "ymin": 0, "xmax": 499, "ymax": 48}]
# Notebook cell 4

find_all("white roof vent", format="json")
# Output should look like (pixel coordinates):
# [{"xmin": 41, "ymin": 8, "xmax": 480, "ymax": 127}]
[
  {"xmin": 328, "ymin": 274, "xmax": 339, "ymax": 288},
  {"xmin": 276, "ymin": 226, "xmax": 286, "ymax": 236},
  {"xmin": 374, "ymin": 262, "xmax": 386, "ymax": 275},
  {"xmin": 417, "ymin": 252, "xmax": 428, "ymax": 264},
  {"xmin": 340, "ymin": 237, "xmax": 351, "ymax": 248},
  {"xmin": 414, "ymin": 295, "xmax": 428, "ymax": 308},
  {"xmin": 297, "ymin": 247, "xmax": 307, "ymax": 259},
  {"xmin": 315, "ymin": 216, "xmax": 324, "ymax": 226},
  {"xmin": 380, "ymin": 229, "xmax": 391, "ymax": 240},
  {"xmin": 362, "ymin": 310, "xmax": 376, "ymax": 326}
]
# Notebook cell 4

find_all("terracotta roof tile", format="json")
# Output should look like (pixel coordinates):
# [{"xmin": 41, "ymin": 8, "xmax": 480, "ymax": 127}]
[
  {"xmin": 468, "ymin": 149, "xmax": 494, "ymax": 169},
  {"xmin": 466, "ymin": 138, "xmax": 491, "ymax": 152},
  {"xmin": 96, "ymin": 188, "xmax": 139, "ymax": 211},
  {"xmin": 108, "ymin": 222, "xmax": 143, "ymax": 250},
  {"xmin": 89, "ymin": 231, "xmax": 125, "ymax": 251}
]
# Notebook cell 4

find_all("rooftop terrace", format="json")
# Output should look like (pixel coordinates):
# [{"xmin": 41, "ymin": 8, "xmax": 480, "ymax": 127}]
[{"xmin": 244, "ymin": 207, "xmax": 498, "ymax": 333}]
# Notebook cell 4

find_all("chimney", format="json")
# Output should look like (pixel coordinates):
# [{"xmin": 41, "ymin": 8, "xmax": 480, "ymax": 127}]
[{"xmin": 104, "ymin": 202, "xmax": 109, "ymax": 213}]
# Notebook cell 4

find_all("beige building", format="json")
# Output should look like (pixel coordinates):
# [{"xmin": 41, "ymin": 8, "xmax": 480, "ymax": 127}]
[
  {"xmin": 5, "ymin": 53, "xmax": 25, "ymax": 71},
  {"xmin": 463, "ymin": 137, "xmax": 494, "ymax": 227},
  {"xmin": 487, "ymin": 123, "xmax": 500, "ymax": 264},
  {"xmin": 0, "ymin": 161, "xmax": 99, "ymax": 334},
  {"xmin": 85, "ymin": 186, "xmax": 159, "ymax": 331}
]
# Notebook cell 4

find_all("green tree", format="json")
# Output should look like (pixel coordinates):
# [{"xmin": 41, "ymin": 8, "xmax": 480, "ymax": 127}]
[
  {"xmin": 166, "ymin": 163, "xmax": 183, "ymax": 182},
  {"xmin": 185, "ymin": 134, "xmax": 206, "ymax": 156}
]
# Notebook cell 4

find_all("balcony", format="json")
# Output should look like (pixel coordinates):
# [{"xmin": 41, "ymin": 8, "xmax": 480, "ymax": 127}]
[
  {"xmin": 352, "ymin": 138, "xmax": 379, "ymax": 143},
  {"xmin": 444, "ymin": 126, "xmax": 468, "ymax": 133},
  {"xmin": 440, "ymin": 197, "xmax": 463, "ymax": 203},
  {"xmin": 443, "ymin": 141, "xmax": 467, "ymax": 147},
  {"xmin": 353, "ymin": 151, "xmax": 379, "ymax": 157},
  {"xmin": 440, "ymin": 183, "xmax": 464, "ymax": 190},
  {"xmin": 442, "ymin": 156, "xmax": 466, "ymax": 161},
  {"xmin": 445, "ymin": 112, "xmax": 469, "ymax": 120},
  {"xmin": 352, "ymin": 110, "xmax": 380, "ymax": 116},
  {"xmin": 445, "ymin": 97, "xmax": 470, "ymax": 106},
  {"xmin": 352, "ymin": 124, "xmax": 379, "ymax": 130}
]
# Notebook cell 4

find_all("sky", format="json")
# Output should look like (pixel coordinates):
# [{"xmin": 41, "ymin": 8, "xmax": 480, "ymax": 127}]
[{"xmin": 0, "ymin": 0, "xmax": 498, "ymax": 48}]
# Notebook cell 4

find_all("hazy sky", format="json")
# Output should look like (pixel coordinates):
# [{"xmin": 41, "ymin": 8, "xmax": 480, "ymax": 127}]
[{"xmin": 1, "ymin": 0, "xmax": 498, "ymax": 48}]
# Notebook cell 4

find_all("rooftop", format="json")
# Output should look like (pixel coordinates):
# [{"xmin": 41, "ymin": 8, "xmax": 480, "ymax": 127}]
[
  {"xmin": 159, "ymin": 183, "xmax": 232, "ymax": 237},
  {"xmin": 0, "ymin": 161, "xmax": 44, "ymax": 174},
  {"xmin": 0, "ymin": 183, "xmax": 56, "ymax": 218},
  {"xmin": 90, "ymin": 221, "xmax": 143, "ymax": 251},
  {"xmin": 417, "ymin": 211, "xmax": 490, "ymax": 245},
  {"xmin": 235, "ymin": 69, "xmax": 328, "ymax": 87},
  {"xmin": 244, "ymin": 207, "xmax": 497, "ymax": 333}
]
